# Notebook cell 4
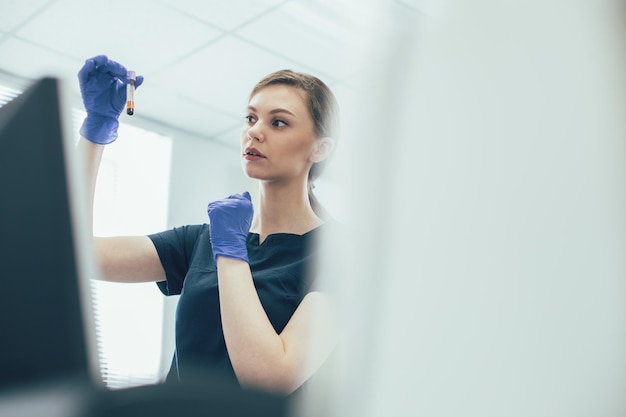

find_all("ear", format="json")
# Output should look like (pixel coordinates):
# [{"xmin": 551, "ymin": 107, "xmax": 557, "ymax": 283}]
[{"xmin": 310, "ymin": 137, "xmax": 335, "ymax": 163}]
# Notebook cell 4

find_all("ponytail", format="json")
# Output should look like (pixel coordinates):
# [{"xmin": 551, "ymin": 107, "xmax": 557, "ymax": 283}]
[{"xmin": 308, "ymin": 180, "xmax": 330, "ymax": 221}]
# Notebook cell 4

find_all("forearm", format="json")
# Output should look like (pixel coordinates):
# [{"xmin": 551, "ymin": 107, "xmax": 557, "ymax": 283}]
[
  {"xmin": 76, "ymin": 137, "xmax": 104, "ymax": 231},
  {"xmin": 216, "ymin": 257, "xmax": 297, "ymax": 394},
  {"xmin": 76, "ymin": 139, "xmax": 165, "ymax": 283}
]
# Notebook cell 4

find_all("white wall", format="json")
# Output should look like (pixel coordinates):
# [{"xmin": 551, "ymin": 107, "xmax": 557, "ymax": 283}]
[
  {"xmin": 166, "ymin": 134, "xmax": 252, "ymax": 227},
  {"xmin": 321, "ymin": 1, "xmax": 626, "ymax": 416}
]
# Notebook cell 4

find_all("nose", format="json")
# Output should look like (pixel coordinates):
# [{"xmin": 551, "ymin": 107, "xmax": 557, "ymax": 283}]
[{"xmin": 246, "ymin": 120, "xmax": 265, "ymax": 142}]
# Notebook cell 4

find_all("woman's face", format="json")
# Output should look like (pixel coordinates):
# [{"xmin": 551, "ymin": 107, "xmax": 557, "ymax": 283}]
[{"xmin": 241, "ymin": 84, "xmax": 318, "ymax": 183}]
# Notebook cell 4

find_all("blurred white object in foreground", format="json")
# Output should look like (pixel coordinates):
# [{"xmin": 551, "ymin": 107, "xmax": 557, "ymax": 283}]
[{"xmin": 309, "ymin": 1, "xmax": 626, "ymax": 416}]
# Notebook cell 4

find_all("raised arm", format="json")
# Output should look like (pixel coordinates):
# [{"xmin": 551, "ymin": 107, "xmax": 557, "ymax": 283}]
[{"xmin": 77, "ymin": 55, "xmax": 164, "ymax": 283}]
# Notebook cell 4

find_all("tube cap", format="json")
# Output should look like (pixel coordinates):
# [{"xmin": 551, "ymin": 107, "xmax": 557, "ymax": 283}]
[{"xmin": 127, "ymin": 70, "xmax": 136, "ymax": 82}]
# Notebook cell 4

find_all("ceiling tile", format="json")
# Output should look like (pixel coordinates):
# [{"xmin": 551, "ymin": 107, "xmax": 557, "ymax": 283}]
[
  {"xmin": 149, "ymin": 36, "xmax": 300, "ymax": 118},
  {"xmin": 0, "ymin": 37, "xmax": 82, "ymax": 83},
  {"xmin": 136, "ymin": 82, "xmax": 241, "ymax": 140},
  {"xmin": 0, "ymin": 0, "xmax": 404, "ymax": 144},
  {"xmin": 0, "ymin": 0, "xmax": 51, "ymax": 32},
  {"xmin": 15, "ymin": 0, "xmax": 222, "ymax": 71},
  {"xmin": 157, "ymin": 0, "xmax": 285, "ymax": 30},
  {"xmin": 235, "ymin": 0, "xmax": 376, "ymax": 80}
]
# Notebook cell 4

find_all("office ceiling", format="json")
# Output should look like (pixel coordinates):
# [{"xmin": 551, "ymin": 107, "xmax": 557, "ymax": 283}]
[{"xmin": 0, "ymin": 0, "xmax": 426, "ymax": 147}]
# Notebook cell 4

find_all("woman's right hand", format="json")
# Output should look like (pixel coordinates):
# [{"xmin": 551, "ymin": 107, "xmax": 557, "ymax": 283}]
[{"xmin": 77, "ymin": 55, "xmax": 144, "ymax": 144}]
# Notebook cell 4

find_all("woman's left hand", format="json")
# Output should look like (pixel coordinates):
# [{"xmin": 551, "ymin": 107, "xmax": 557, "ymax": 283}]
[{"xmin": 207, "ymin": 192, "xmax": 253, "ymax": 263}]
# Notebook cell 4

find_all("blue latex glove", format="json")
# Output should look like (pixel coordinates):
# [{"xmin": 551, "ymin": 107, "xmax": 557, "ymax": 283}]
[
  {"xmin": 207, "ymin": 192, "xmax": 254, "ymax": 264},
  {"xmin": 77, "ymin": 55, "xmax": 144, "ymax": 144}
]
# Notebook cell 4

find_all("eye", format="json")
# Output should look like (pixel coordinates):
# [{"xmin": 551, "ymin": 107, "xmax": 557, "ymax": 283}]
[
  {"xmin": 245, "ymin": 115, "xmax": 256, "ymax": 124},
  {"xmin": 272, "ymin": 119, "xmax": 288, "ymax": 128}
]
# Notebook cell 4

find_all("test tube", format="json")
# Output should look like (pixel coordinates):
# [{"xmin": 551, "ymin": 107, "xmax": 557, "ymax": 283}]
[{"xmin": 126, "ymin": 70, "xmax": 136, "ymax": 116}]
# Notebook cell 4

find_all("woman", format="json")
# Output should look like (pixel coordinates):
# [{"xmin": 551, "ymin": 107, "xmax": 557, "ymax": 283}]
[{"xmin": 77, "ymin": 55, "xmax": 340, "ymax": 396}]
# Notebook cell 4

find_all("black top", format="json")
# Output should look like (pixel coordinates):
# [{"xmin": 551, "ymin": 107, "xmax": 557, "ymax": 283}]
[{"xmin": 148, "ymin": 223, "xmax": 328, "ymax": 385}]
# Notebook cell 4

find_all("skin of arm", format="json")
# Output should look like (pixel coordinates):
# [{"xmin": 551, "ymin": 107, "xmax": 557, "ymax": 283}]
[
  {"xmin": 216, "ymin": 256, "xmax": 337, "ymax": 395},
  {"xmin": 77, "ymin": 137, "xmax": 165, "ymax": 283}
]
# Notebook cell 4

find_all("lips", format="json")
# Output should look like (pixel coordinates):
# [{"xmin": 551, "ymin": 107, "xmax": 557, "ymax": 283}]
[{"xmin": 244, "ymin": 147, "xmax": 266, "ymax": 158}]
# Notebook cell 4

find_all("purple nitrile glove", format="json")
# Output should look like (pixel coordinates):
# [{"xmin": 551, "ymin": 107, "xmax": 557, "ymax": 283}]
[
  {"xmin": 207, "ymin": 192, "xmax": 254, "ymax": 264},
  {"xmin": 77, "ymin": 55, "xmax": 144, "ymax": 144}
]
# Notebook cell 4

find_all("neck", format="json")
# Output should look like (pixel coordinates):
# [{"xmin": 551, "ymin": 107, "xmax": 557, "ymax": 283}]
[{"xmin": 250, "ymin": 179, "xmax": 323, "ymax": 242}]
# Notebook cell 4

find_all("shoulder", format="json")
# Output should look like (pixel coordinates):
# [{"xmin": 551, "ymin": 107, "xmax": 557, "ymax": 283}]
[
  {"xmin": 149, "ymin": 224, "xmax": 207, "ymax": 242},
  {"xmin": 147, "ymin": 224, "xmax": 209, "ymax": 259}
]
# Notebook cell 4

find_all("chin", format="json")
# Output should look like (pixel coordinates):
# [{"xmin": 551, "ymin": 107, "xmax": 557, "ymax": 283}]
[{"xmin": 242, "ymin": 166, "xmax": 264, "ymax": 181}]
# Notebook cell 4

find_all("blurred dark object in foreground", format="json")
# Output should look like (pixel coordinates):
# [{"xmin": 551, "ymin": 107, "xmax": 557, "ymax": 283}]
[{"xmin": 0, "ymin": 375, "xmax": 287, "ymax": 417}]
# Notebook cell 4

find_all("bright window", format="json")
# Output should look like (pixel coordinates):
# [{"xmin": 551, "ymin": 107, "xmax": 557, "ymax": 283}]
[{"xmin": 71, "ymin": 111, "xmax": 173, "ymax": 389}]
